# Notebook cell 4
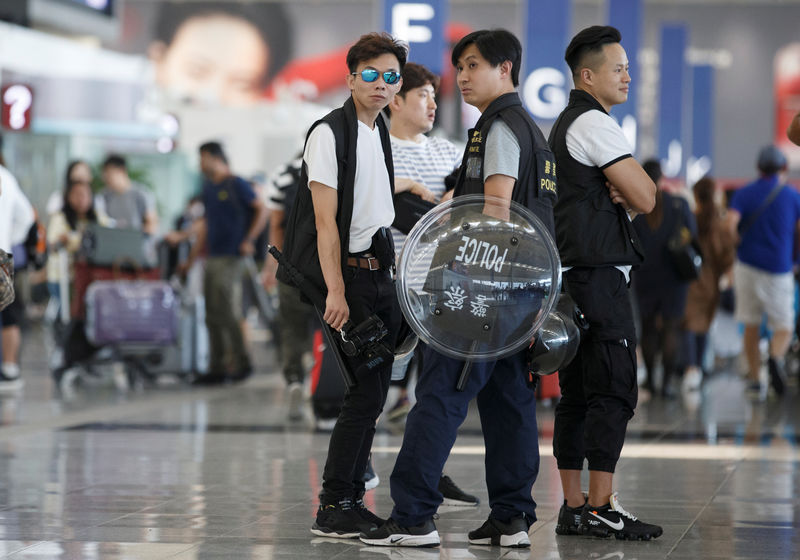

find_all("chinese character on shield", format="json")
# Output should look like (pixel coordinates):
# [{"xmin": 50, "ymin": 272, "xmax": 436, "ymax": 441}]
[
  {"xmin": 470, "ymin": 295, "xmax": 490, "ymax": 317},
  {"xmin": 443, "ymin": 286, "xmax": 467, "ymax": 311}
]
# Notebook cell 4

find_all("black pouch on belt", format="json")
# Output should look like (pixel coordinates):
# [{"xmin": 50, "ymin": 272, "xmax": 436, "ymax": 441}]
[{"xmin": 371, "ymin": 226, "xmax": 395, "ymax": 271}]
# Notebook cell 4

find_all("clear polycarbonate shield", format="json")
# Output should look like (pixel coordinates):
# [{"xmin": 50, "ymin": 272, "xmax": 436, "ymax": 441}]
[
  {"xmin": 396, "ymin": 194, "xmax": 561, "ymax": 361},
  {"xmin": 527, "ymin": 300, "xmax": 582, "ymax": 376}
]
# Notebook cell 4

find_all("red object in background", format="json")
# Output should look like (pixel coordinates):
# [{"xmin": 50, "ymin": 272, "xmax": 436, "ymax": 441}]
[
  {"xmin": 537, "ymin": 372, "xmax": 561, "ymax": 401},
  {"xmin": 268, "ymin": 46, "xmax": 351, "ymax": 99},
  {"xmin": 1, "ymin": 84, "xmax": 33, "ymax": 131},
  {"xmin": 310, "ymin": 329, "xmax": 324, "ymax": 394},
  {"xmin": 266, "ymin": 22, "xmax": 474, "ymax": 100},
  {"xmin": 774, "ymin": 43, "xmax": 800, "ymax": 168},
  {"xmin": 71, "ymin": 261, "xmax": 160, "ymax": 320}
]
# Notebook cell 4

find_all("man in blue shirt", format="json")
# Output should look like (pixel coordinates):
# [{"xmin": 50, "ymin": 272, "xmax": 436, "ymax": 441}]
[
  {"xmin": 728, "ymin": 145, "xmax": 800, "ymax": 398},
  {"xmin": 187, "ymin": 141, "xmax": 268, "ymax": 384}
]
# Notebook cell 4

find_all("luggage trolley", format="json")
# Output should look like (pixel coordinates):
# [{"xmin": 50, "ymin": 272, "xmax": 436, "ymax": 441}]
[{"xmin": 50, "ymin": 226, "xmax": 206, "ymax": 391}]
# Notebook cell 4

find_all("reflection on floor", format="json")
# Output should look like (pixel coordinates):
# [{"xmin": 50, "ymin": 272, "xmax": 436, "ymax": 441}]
[{"xmin": 0, "ymin": 324, "xmax": 797, "ymax": 559}]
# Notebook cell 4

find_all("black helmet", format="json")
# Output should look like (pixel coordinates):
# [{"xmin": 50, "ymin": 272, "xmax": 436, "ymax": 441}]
[{"xmin": 527, "ymin": 292, "xmax": 587, "ymax": 376}]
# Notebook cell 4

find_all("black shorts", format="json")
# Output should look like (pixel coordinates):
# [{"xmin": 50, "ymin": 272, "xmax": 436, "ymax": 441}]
[{"xmin": 1, "ymin": 292, "xmax": 24, "ymax": 327}]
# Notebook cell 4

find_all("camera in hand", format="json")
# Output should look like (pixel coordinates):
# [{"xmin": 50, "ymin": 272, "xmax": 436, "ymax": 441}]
[
  {"xmin": 340, "ymin": 314, "xmax": 393, "ymax": 375},
  {"xmin": 269, "ymin": 244, "xmax": 395, "ymax": 386},
  {"xmin": 340, "ymin": 315, "xmax": 388, "ymax": 356}
]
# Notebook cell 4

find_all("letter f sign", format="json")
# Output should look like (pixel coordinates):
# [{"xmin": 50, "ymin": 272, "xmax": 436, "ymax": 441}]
[{"xmin": 392, "ymin": 3, "xmax": 435, "ymax": 42}]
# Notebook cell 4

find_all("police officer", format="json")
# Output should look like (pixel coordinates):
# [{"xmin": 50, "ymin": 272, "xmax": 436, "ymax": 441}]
[
  {"xmin": 361, "ymin": 28, "xmax": 556, "ymax": 549},
  {"xmin": 548, "ymin": 26, "xmax": 662, "ymax": 540}
]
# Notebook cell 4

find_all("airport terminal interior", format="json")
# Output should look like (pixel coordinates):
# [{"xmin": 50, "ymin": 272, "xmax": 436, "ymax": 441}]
[
  {"xmin": 0, "ymin": 318, "xmax": 795, "ymax": 560},
  {"xmin": 1, "ymin": 0, "xmax": 800, "ymax": 559}
]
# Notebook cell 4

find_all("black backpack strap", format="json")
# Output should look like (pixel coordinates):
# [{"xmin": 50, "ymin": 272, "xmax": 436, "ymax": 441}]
[
  {"xmin": 738, "ymin": 179, "xmax": 785, "ymax": 237},
  {"xmin": 325, "ymin": 101, "xmax": 354, "ymax": 265},
  {"xmin": 376, "ymin": 111, "xmax": 395, "ymax": 195}
]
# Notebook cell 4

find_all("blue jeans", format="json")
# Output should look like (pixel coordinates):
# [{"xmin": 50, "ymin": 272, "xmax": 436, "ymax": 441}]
[{"xmin": 390, "ymin": 346, "xmax": 539, "ymax": 526}]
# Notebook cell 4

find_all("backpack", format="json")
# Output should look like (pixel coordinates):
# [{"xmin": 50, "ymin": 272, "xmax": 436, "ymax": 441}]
[{"xmin": 279, "ymin": 160, "xmax": 303, "ymax": 230}]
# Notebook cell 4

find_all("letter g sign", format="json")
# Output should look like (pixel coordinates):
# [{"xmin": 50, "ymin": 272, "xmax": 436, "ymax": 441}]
[{"xmin": 523, "ymin": 67, "xmax": 567, "ymax": 120}]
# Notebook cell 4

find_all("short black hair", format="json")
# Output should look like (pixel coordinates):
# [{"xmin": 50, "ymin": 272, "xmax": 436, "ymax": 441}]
[
  {"xmin": 451, "ymin": 29, "xmax": 522, "ymax": 87},
  {"xmin": 565, "ymin": 25, "xmax": 622, "ymax": 79},
  {"xmin": 199, "ymin": 141, "xmax": 228, "ymax": 164},
  {"xmin": 386, "ymin": 62, "xmax": 441, "ymax": 117},
  {"xmin": 399, "ymin": 62, "xmax": 440, "ymax": 95},
  {"xmin": 154, "ymin": 1, "xmax": 292, "ymax": 84},
  {"xmin": 386, "ymin": 62, "xmax": 439, "ymax": 117},
  {"xmin": 642, "ymin": 159, "xmax": 662, "ymax": 184},
  {"xmin": 102, "ymin": 154, "xmax": 127, "ymax": 170},
  {"xmin": 346, "ymin": 32, "xmax": 408, "ymax": 74}
]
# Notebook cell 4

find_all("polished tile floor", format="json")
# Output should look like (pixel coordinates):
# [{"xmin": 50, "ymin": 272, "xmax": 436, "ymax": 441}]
[{"xmin": 0, "ymin": 322, "xmax": 797, "ymax": 559}]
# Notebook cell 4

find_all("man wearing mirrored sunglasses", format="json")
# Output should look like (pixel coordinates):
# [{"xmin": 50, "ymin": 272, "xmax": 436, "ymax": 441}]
[{"xmin": 276, "ymin": 32, "xmax": 406, "ymax": 540}]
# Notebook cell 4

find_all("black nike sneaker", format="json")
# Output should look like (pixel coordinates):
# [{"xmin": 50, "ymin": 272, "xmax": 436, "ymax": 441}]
[
  {"xmin": 438, "ymin": 474, "xmax": 479, "ymax": 506},
  {"xmin": 359, "ymin": 518, "xmax": 440, "ymax": 547},
  {"xmin": 579, "ymin": 493, "xmax": 663, "ymax": 540},
  {"xmin": 354, "ymin": 492, "xmax": 386, "ymax": 527},
  {"xmin": 468, "ymin": 515, "xmax": 530, "ymax": 547},
  {"xmin": 311, "ymin": 497, "xmax": 378, "ymax": 538},
  {"xmin": 555, "ymin": 494, "xmax": 586, "ymax": 535}
]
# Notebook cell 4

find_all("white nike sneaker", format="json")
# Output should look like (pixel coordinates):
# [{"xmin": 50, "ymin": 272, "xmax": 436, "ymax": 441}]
[{"xmin": 579, "ymin": 492, "xmax": 663, "ymax": 540}]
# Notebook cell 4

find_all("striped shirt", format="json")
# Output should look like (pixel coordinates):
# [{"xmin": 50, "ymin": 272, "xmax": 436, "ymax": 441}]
[
  {"xmin": 264, "ymin": 157, "xmax": 303, "ymax": 212},
  {"xmin": 390, "ymin": 134, "xmax": 461, "ymax": 250}
]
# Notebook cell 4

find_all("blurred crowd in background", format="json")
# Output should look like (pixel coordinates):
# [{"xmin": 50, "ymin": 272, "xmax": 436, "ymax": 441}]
[{"xmin": 0, "ymin": 0, "xmax": 799, "ymax": 413}]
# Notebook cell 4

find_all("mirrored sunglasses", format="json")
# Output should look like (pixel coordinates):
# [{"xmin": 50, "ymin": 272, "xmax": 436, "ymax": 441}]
[{"xmin": 352, "ymin": 68, "xmax": 401, "ymax": 85}]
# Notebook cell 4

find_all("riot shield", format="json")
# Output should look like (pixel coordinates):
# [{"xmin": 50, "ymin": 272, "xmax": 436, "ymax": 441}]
[{"xmin": 397, "ymin": 195, "xmax": 561, "ymax": 362}]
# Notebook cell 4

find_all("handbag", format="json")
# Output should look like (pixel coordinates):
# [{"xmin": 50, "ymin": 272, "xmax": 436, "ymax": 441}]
[
  {"xmin": 392, "ymin": 192, "xmax": 435, "ymax": 235},
  {"xmin": 0, "ymin": 250, "xmax": 15, "ymax": 312},
  {"xmin": 666, "ymin": 198, "xmax": 703, "ymax": 281}
]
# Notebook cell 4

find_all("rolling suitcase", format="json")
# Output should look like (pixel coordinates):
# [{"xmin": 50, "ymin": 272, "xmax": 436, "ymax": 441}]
[
  {"xmin": 84, "ymin": 280, "xmax": 179, "ymax": 346},
  {"xmin": 72, "ymin": 261, "xmax": 160, "ymax": 319},
  {"xmin": 310, "ymin": 329, "xmax": 347, "ymax": 421},
  {"xmin": 129, "ymin": 294, "xmax": 209, "ymax": 377}
]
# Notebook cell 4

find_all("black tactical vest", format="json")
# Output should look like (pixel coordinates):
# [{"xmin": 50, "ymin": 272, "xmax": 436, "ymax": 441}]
[
  {"xmin": 453, "ymin": 92, "xmax": 557, "ymax": 237},
  {"xmin": 548, "ymin": 89, "xmax": 644, "ymax": 267},
  {"xmin": 277, "ymin": 97, "xmax": 394, "ymax": 293}
]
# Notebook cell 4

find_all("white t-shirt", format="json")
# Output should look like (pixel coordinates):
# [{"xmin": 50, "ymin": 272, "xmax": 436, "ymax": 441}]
[
  {"xmin": 304, "ymin": 121, "xmax": 395, "ymax": 253},
  {"xmin": 565, "ymin": 109, "xmax": 634, "ymax": 281},
  {"xmin": 390, "ymin": 134, "xmax": 461, "ymax": 250},
  {"xmin": 0, "ymin": 164, "xmax": 35, "ymax": 253},
  {"xmin": 566, "ymin": 109, "xmax": 632, "ymax": 169}
]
